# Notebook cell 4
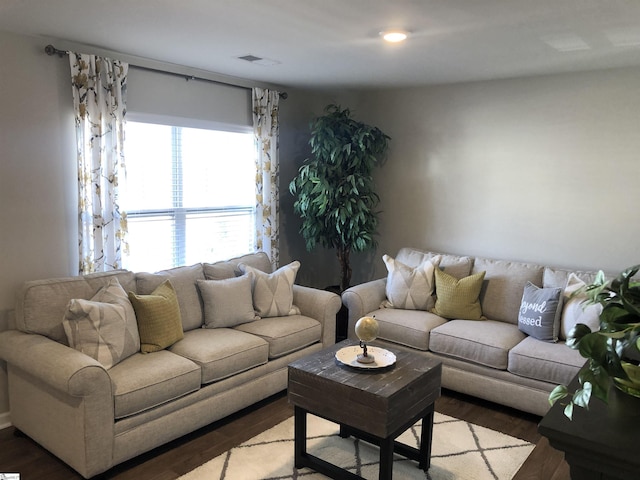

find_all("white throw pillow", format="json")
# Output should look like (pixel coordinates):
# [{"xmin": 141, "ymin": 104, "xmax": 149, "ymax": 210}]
[
  {"xmin": 239, "ymin": 261, "xmax": 301, "ymax": 317},
  {"xmin": 62, "ymin": 278, "xmax": 140, "ymax": 369},
  {"xmin": 561, "ymin": 273, "xmax": 602, "ymax": 340},
  {"xmin": 382, "ymin": 254, "xmax": 442, "ymax": 310},
  {"xmin": 197, "ymin": 273, "xmax": 259, "ymax": 328}
]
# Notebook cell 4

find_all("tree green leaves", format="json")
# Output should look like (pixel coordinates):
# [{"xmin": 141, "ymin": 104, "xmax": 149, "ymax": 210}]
[
  {"xmin": 549, "ymin": 264, "xmax": 640, "ymax": 419},
  {"xmin": 289, "ymin": 104, "xmax": 390, "ymax": 291}
]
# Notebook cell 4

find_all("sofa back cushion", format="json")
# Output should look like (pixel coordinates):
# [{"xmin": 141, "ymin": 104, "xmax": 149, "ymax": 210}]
[
  {"xmin": 136, "ymin": 264, "xmax": 205, "ymax": 332},
  {"xmin": 472, "ymin": 258, "xmax": 543, "ymax": 324},
  {"xmin": 542, "ymin": 266, "xmax": 599, "ymax": 289},
  {"xmin": 15, "ymin": 270, "xmax": 137, "ymax": 344},
  {"xmin": 395, "ymin": 248, "xmax": 473, "ymax": 279},
  {"xmin": 203, "ymin": 251, "xmax": 272, "ymax": 280}
]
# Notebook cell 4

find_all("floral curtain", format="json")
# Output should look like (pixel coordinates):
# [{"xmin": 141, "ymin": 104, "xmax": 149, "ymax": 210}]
[
  {"xmin": 69, "ymin": 53, "xmax": 128, "ymax": 274},
  {"xmin": 252, "ymin": 88, "xmax": 280, "ymax": 269}
]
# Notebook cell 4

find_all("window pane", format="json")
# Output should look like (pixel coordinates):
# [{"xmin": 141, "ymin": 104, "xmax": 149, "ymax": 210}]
[
  {"xmin": 122, "ymin": 121, "xmax": 256, "ymax": 272},
  {"xmin": 123, "ymin": 123, "xmax": 174, "ymax": 210},
  {"xmin": 184, "ymin": 209, "xmax": 255, "ymax": 265},
  {"xmin": 125, "ymin": 215, "xmax": 175, "ymax": 272},
  {"xmin": 181, "ymin": 128, "xmax": 255, "ymax": 208}
]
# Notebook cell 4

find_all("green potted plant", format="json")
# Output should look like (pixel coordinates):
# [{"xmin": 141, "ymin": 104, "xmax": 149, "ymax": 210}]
[
  {"xmin": 549, "ymin": 264, "xmax": 640, "ymax": 419},
  {"xmin": 289, "ymin": 104, "xmax": 390, "ymax": 293}
]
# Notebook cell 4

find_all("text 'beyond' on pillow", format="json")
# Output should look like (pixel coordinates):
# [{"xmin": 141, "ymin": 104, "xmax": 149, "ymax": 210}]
[{"xmin": 517, "ymin": 281, "xmax": 563, "ymax": 342}]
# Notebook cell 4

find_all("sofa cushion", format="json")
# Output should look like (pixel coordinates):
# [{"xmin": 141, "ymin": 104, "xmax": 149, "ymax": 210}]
[
  {"xmin": 429, "ymin": 319, "xmax": 526, "ymax": 370},
  {"xmin": 234, "ymin": 315, "xmax": 321, "ymax": 359},
  {"xmin": 432, "ymin": 269, "xmax": 485, "ymax": 320},
  {"xmin": 542, "ymin": 266, "xmax": 599, "ymax": 290},
  {"xmin": 62, "ymin": 278, "xmax": 140, "ymax": 369},
  {"xmin": 16, "ymin": 270, "xmax": 136, "ymax": 344},
  {"xmin": 382, "ymin": 254, "xmax": 441, "ymax": 311},
  {"xmin": 560, "ymin": 273, "xmax": 602, "ymax": 340},
  {"xmin": 508, "ymin": 336, "xmax": 586, "ymax": 385},
  {"xmin": 136, "ymin": 264, "xmax": 205, "ymax": 331},
  {"xmin": 128, "ymin": 280, "xmax": 184, "ymax": 353},
  {"xmin": 395, "ymin": 248, "xmax": 473, "ymax": 279},
  {"xmin": 169, "ymin": 328, "xmax": 269, "ymax": 384},
  {"xmin": 239, "ymin": 261, "xmax": 301, "ymax": 317},
  {"xmin": 203, "ymin": 251, "xmax": 273, "ymax": 280},
  {"xmin": 438, "ymin": 256, "xmax": 474, "ymax": 279},
  {"xmin": 109, "ymin": 350, "xmax": 201, "ymax": 419},
  {"xmin": 371, "ymin": 308, "xmax": 448, "ymax": 351},
  {"xmin": 472, "ymin": 258, "xmax": 543, "ymax": 324},
  {"xmin": 517, "ymin": 282, "xmax": 563, "ymax": 342},
  {"xmin": 196, "ymin": 274, "xmax": 258, "ymax": 328}
]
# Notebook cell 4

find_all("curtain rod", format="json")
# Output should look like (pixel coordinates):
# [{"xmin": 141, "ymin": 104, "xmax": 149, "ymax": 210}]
[{"xmin": 44, "ymin": 44, "xmax": 288, "ymax": 99}]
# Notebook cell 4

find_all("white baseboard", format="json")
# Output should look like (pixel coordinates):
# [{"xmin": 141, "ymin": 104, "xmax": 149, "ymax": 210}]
[{"xmin": 0, "ymin": 411, "xmax": 11, "ymax": 430}]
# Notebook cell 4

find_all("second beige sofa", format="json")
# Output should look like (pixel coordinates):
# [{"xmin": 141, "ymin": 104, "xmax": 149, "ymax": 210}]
[{"xmin": 342, "ymin": 247, "xmax": 601, "ymax": 417}]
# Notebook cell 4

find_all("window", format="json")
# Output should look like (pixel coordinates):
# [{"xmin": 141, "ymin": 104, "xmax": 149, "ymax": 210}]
[{"xmin": 122, "ymin": 121, "xmax": 256, "ymax": 272}]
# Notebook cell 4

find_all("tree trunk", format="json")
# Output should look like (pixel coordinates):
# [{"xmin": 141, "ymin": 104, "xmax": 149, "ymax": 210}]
[{"xmin": 337, "ymin": 246, "xmax": 352, "ymax": 293}]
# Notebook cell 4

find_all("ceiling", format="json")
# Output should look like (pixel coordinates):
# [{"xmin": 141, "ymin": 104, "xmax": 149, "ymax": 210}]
[{"xmin": 2, "ymin": 0, "xmax": 640, "ymax": 89}]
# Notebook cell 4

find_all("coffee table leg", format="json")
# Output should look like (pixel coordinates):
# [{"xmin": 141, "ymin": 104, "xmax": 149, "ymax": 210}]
[
  {"xmin": 419, "ymin": 405, "xmax": 435, "ymax": 470},
  {"xmin": 294, "ymin": 406, "xmax": 307, "ymax": 468},
  {"xmin": 379, "ymin": 436, "xmax": 394, "ymax": 480}
]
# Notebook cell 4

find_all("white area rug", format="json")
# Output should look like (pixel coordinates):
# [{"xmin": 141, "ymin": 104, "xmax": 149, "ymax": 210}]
[{"xmin": 179, "ymin": 412, "xmax": 533, "ymax": 480}]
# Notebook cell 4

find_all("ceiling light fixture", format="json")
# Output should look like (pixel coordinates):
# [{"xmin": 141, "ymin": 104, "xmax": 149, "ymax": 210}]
[{"xmin": 380, "ymin": 29, "xmax": 409, "ymax": 43}]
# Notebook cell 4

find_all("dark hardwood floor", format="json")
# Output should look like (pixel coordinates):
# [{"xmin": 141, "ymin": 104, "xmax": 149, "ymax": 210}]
[{"xmin": 0, "ymin": 389, "xmax": 570, "ymax": 479}]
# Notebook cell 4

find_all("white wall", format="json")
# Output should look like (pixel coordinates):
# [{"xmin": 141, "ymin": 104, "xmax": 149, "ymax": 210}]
[
  {"xmin": 352, "ymin": 67, "xmax": 640, "ymax": 281},
  {"xmin": 0, "ymin": 31, "xmax": 78, "ymax": 423}
]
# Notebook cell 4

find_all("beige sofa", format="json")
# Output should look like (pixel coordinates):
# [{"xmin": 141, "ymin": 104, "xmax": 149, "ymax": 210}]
[
  {"xmin": 342, "ymin": 247, "xmax": 601, "ymax": 417},
  {"xmin": 0, "ymin": 252, "xmax": 341, "ymax": 478}
]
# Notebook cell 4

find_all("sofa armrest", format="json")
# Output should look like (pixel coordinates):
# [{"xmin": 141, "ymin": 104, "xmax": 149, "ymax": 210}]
[
  {"xmin": 293, "ymin": 285, "xmax": 341, "ymax": 347},
  {"xmin": 0, "ymin": 329, "xmax": 115, "ymax": 478},
  {"xmin": 0, "ymin": 330, "xmax": 111, "ymax": 397},
  {"xmin": 342, "ymin": 278, "xmax": 387, "ymax": 339}
]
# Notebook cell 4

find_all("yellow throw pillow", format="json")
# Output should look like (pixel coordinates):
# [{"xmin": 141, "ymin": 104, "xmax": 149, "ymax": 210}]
[
  {"xmin": 128, "ymin": 280, "xmax": 184, "ymax": 353},
  {"xmin": 432, "ymin": 268, "xmax": 486, "ymax": 320}
]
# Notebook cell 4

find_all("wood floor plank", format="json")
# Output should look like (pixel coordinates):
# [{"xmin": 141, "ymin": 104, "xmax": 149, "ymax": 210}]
[{"xmin": 0, "ymin": 389, "xmax": 570, "ymax": 479}]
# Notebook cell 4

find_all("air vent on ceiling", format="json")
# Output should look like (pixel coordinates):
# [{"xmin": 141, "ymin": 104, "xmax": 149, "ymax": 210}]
[{"xmin": 236, "ymin": 54, "xmax": 280, "ymax": 67}]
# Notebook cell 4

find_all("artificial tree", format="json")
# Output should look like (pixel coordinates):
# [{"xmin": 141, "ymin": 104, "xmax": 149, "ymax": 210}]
[{"xmin": 289, "ymin": 104, "xmax": 390, "ymax": 292}]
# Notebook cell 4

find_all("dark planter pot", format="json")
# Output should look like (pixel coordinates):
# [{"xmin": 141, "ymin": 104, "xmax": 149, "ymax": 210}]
[{"xmin": 326, "ymin": 285, "xmax": 349, "ymax": 342}]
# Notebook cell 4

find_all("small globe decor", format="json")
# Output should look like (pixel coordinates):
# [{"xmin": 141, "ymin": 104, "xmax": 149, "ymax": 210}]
[{"xmin": 355, "ymin": 316, "xmax": 379, "ymax": 364}]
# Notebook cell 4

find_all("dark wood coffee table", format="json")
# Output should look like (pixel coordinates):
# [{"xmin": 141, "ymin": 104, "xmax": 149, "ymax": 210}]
[
  {"xmin": 288, "ymin": 340, "xmax": 442, "ymax": 480},
  {"xmin": 539, "ymin": 374, "xmax": 640, "ymax": 480}
]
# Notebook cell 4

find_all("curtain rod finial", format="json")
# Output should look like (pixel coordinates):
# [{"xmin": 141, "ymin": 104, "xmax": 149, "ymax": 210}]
[
  {"xmin": 279, "ymin": 92, "xmax": 288, "ymax": 100},
  {"xmin": 44, "ymin": 44, "xmax": 67, "ymax": 57}
]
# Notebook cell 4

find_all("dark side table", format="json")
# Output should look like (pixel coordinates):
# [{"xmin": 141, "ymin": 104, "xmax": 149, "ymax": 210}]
[
  {"xmin": 288, "ymin": 340, "xmax": 442, "ymax": 480},
  {"xmin": 539, "ymin": 374, "xmax": 640, "ymax": 480}
]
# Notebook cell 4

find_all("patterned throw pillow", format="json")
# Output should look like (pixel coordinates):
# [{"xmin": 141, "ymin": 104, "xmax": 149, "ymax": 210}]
[
  {"xmin": 239, "ymin": 261, "xmax": 301, "ymax": 317},
  {"xmin": 197, "ymin": 273, "xmax": 259, "ymax": 328},
  {"xmin": 561, "ymin": 273, "xmax": 601, "ymax": 340},
  {"xmin": 128, "ymin": 280, "xmax": 184, "ymax": 353},
  {"xmin": 382, "ymin": 254, "xmax": 442, "ymax": 310},
  {"xmin": 517, "ymin": 282, "xmax": 564, "ymax": 342},
  {"xmin": 62, "ymin": 278, "xmax": 140, "ymax": 369},
  {"xmin": 432, "ymin": 269, "xmax": 486, "ymax": 320}
]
